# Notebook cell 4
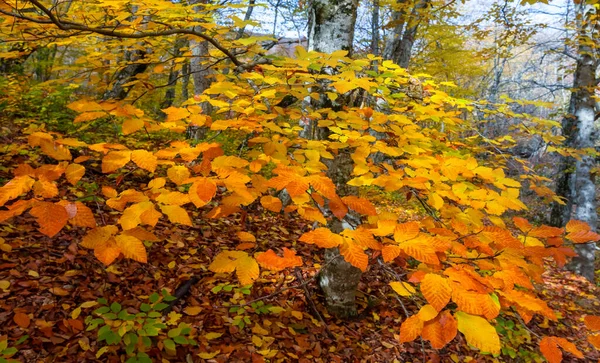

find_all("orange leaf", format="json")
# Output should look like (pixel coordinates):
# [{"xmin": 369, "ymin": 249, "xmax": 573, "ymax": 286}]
[
  {"xmin": 299, "ymin": 228, "xmax": 343, "ymax": 248},
  {"xmin": 339, "ymin": 240, "xmax": 368, "ymax": 271},
  {"xmin": 255, "ymin": 248, "xmax": 302, "ymax": 271},
  {"xmin": 66, "ymin": 202, "xmax": 96, "ymax": 228},
  {"xmin": 540, "ymin": 336, "xmax": 584, "ymax": 363},
  {"xmin": 399, "ymin": 315, "xmax": 424, "ymax": 343},
  {"xmin": 399, "ymin": 237, "xmax": 439, "ymax": 265},
  {"xmin": 94, "ymin": 237, "xmax": 121, "ymax": 265},
  {"xmin": 81, "ymin": 225, "xmax": 119, "ymax": 249},
  {"xmin": 566, "ymin": 230, "xmax": 600, "ymax": 243},
  {"xmin": 394, "ymin": 221, "xmax": 420, "ymax": 243},
  {"xmin": 566, "ymin": 219, "xmax": 591, "ymax": 233},
  {"xmin": 260, "ymin": 196, "xmax": 282, "ymax": 213},
  {"xmin": 420, "ymin": 273, "xmax": 452, "ymax": 311},
  {"xmin": 341, "ymin": 196, "xmax": 377, "ymax": 216},
  {"xmin": 0, "ymin": 176, "xmax": 35, "ymax": 207},
  {"xmin": 189, "ymin": 178, "xmax": 217, "ymax": 207},
  {"xmin": 13, "ymin": 312, "xmax": 30, "ymax": 328},
  {"xmin": 422, "ymin": 310, "xmax": 457, "ymax": 349},
  {"xmin": 329, "ymin": 196, "xmax": 348, "ymax": 220},
  {"xmin": 29, "ymin": 202, "xmax": 68, "ymax": 237},
  {"xmin": 382, "ymin": 245, "xmax": 402, "ymax": 262},
  {"xmin": 589, "ymin": 333, "xmax": 600, "ymax": 350},
  {"xmin": 513, "ymin": 217, "xmax": 532, "ymax": 233},
  {"xmin": 160, "ymin": 205, "xmax": 192, "ymax": 226},
  {"xmin": 529, "ymin": 225, "xmax": 564, "ymax": 238},
  {"xmin": 585, "ymin": 315, "xmax": 600, "ymax": 331}
]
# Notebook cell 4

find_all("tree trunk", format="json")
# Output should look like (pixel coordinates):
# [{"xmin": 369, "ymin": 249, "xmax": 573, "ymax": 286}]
[
  {"xmin": 383, "ymin": 0, "xmax": 429, "ymax": 69},
  {"xmin": 559, "ymin": 1, "xmax": 598, "ymax": 282},
  {"xmin": 161, "ymin": 37, "xmax": 188, "ymax": 110},
  {"xmin": 307, "ymin": 0, "xmax": 361, "ymax": 318}
]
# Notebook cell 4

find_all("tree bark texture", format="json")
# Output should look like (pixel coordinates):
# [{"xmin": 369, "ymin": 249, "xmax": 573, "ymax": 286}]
[
  {"xmin": 559, "ymin": 1, "xmax": 599, "ymax": 282},
  {"xmin": 307, "ymin": 0, "xmax": 361, "ymax": 318},
  {"xmin": 383, "ymin": 0, "xmax": 429, "ymax": 69}
]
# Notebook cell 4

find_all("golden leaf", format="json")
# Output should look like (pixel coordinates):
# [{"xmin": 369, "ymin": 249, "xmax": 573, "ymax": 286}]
[
  {"xmin": 81, "ymin": 226, "xmax": 119, "ymax": 249},
  {"xmin": 566, "ymin": 219, "xmax": 591, "ymax": 233},
  {"xmin": 102, "ymin": 150, "xmax": 132, "ymax": 173},
  {"xmin": 390, "ymin": 281, "xmax": 416, "ymax": 297},
  {"xmin": 382, "ymin": 245, "xmax": 402, "ymax": 262},
  {"xmin": 167, "ymin": 165, "xmax": 190, "ymax": 186},
  {"xmin": 70, "ymin": 202, "xmax": 96, "ymax": 228},
  {"xmin": 131, "ymin": 150, "xmax": 157, "ymax": 173},
  {"xmin": 160, "ymin": 205, "xmax": 192, "ymax": 226},
  {"xmin": 122, "ymin": 118, "xmax": 145, "ymax": 135},
  {"xmin": 0, "ymin": 176, "xmax": 35, "ymax": 207},
  {"xmin": 420, "ymin": 273, "xmax": 452, "ymax": 312},
  {"xmin": 115, "ymin": 234, "xmax": 147, "ymax": 263},
  {"xmin": 65, "ymin": 164, "xmax": 85, "ymax": 185},
  {"xmin": 393, "ymin": 221, "xmax": 420, "ymax": 243},
  {"xmin": 455, "ymin": 311, "xmax": 500, "ymax": 354},
  {"xmin": 189, "ymin": 178, "xmax": 217, "ymax": 207}
]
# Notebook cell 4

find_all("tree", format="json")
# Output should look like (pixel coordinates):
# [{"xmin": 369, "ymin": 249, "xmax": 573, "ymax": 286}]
[{"xmin": 551, "ymin": 0, "xmax": 598, "ymax": 281}]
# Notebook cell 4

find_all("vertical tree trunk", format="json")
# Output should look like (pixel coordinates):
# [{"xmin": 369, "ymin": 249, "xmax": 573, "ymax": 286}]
[
  {"xmin": 558, "ymin": 1, "xmax": 598, "ymax": 282},
  {"xmin": 307, "ymin": 0, "xmax": 361, "ymax": 318},
  {"xmin": 161, "ymin": 37, "xmax": 188, "ymax": 110},
  {"xmin": 383, "ymin": 0, "xmax": 429, "ymax": 69}
]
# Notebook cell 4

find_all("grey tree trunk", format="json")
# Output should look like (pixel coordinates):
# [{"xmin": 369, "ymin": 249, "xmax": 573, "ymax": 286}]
[
  {"xmin": 383, "ymin": 0, "xmax": 429, "ymax": 69},
  {"xmin": 307, "ymin": 0, "xmax": 361, "ymax": 319},
  {"xmin": 558, "ymin": 1, "xmax": 599, "ymax": 282}
]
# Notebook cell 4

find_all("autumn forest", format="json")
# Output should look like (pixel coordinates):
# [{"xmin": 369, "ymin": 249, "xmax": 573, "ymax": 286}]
[{"xmin": 1, "ymin": 0, "xmax": 600, "ymax": 362}]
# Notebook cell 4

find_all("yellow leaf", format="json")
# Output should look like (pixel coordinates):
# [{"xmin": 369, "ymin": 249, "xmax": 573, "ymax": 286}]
[
  {"xmin": 167, "ymin": 165, "xmax": 190, "ymax": 185},
  {"xmin": 417, "ymin": 304, "xmax": 438, "ymax": 322},
  {"xmin": 455, "ymin": 311, "xmax": 500, "ymax": 354},
  {"xmin": 71, "ymin": 307, "xmax": 82, "ymax": 319},
  {"xmin": 341, "ymin": 196, "xmax": 377, "ymax": 216},
  {"xmin": 236, "ymin": 255, "xmax": 260, "ymax": 285},
  {"xmin": 122, "ymin": 118, "xmax": 145, "ymax": 135},
  {"xmin": 184, "ymin": 306, "xmax": 202, "ymax": 316},
  {"xmin": 131, "ymin": 150, "xmax": 157, "ymax": 173},
  {"xmin": 156, "ymin": 191, "xmax": 190, "ymax": 206},
  {"xmin": 252, "ymin": 335, "xmax": 263, "ymax": 347},
  {"xmin": 393, "ymin": 221, "xmax": 420, "ymax": 243},
  {"xmin": 115, "ymin": 234, "xmax": 147, "ymax": 263},
  {"xmin": 198, "ymin": 351, "xmax": 220, "ymax": 359},
  {"xmin": 160, "ymin": 205, "xmax": 192, "ymax": 226},
  {"xmin": 102, "ymin": 151, "xmax": 131, "ymax": 173},
  {"xmin": 65, "ymin": 164, "xmax": 85, "ymax": 185},
  {"xmin": 209, "ymin": 251, "xmax": 246, "ymax": 273},
  {"xmin": 428, "ymin": 192, "xmax": 444, "ymax": 210},
  {"xmin": 204, "ymin": 332, "xmax": 223, "ymax": 340},
  {"xmin": 390, "ymin": 281, "xmax": 415, "ymax": 297},
  {"xmin": 80, "ymin": 301, "xmax": 98, "ymax": 308},
  {"xmin": 420, "ymin": 274, "xmax": 452, "ymax": 312},
  {"xmin": 30, "ymin": 202, "xmax": 68, "ymax": 237},
  {"xmin": 0, "ymin": 280, "xmax": 10, "ymax": 290}
]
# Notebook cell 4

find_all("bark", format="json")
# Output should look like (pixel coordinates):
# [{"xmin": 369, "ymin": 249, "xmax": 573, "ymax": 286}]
[
  {"xmin": 383, "ymin": 0, "xmax": 429, "ymax": 69},
  {"xmin": 307, "ymin": 0, "xmax": 360, "ymax": 318},
  {"xmin": 307, "ymin": 0, "xmax": 358, "ymax": 54},
  {"xmin": 558, "ymin": 1, "xmax": 599, "ymax": 282},
  {"xmin": 371, "ymin": 0, "xmax": 380, "ymax": 57},
  {"xmin": 103, "ymin": 49, "xmax": 148, "ymax": 100},
  {"xmin": 161, "ymin": 37, "xmax": 188, "ymax": 110}
]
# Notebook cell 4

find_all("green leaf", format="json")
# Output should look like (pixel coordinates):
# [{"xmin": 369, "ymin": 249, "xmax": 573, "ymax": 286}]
[
  {"xmin": 149, "ymin": 293, "xmax": 160, "ymax": 303},
  {"xmin": 94, "ymin": 306, "xmax": 110, "ymax": 315},
  {"xmin": 140, "ymin": 303, "xmax": 151, "ymax": 312},
  {"xmin": 168, "ymin": 328, "xmax": 181, "ymax": 338},
  {"xmin": 173, "ymin": 336, "xmax": 188, "ymax": 345},
  {"xmin": 110, "ymin": 302, "xmax": 122, "ymax": 313},
  {"xmin": 163, "ymin": 339, "xmax": 176, "ymax": 351}
]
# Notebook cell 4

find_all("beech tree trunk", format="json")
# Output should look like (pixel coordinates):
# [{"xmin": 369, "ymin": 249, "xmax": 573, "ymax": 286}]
[
  {"xmin": 555, "ymin": 1, "xmax": 598, "ymax": 282},
  {"xmin": 307, "ymin": 0, "xmax": 361, "ymax": 318},
  {"xmin": 383, "ymin": 0, "xmax": 429, "ymax": 69}
]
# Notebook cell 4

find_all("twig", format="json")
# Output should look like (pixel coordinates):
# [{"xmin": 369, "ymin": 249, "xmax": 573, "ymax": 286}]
[{"xmin": 294, "ymin": 267, "xmax": 335, "ymax": 339}]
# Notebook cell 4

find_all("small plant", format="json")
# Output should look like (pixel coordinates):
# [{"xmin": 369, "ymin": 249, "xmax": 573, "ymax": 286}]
[
  {"xmin": 85, "ymin": 290, "xmax": 196, "ymax": 363},
  {"xmin": 0, "ymin": 335, "xmax": 28, "ymax": 363}
]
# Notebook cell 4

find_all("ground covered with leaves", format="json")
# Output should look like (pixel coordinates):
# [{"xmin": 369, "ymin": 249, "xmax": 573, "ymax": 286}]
[{"xmin": 1, "ymin": 122, "xmax": 599, "ymax": 362}]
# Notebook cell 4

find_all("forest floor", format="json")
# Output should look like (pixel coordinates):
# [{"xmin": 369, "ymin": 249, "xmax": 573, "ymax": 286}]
[
  {"xmin": 1, "ymin": 197, "xmax": 600, "ymax": 363},
  {"xmin": 1, "ymin": 123, "xmax": 600, "ymax": 363}
]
